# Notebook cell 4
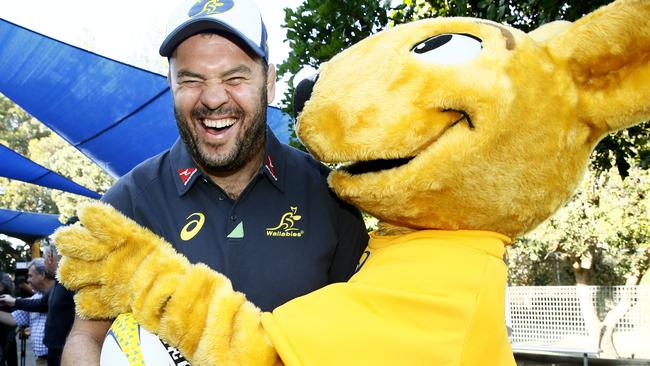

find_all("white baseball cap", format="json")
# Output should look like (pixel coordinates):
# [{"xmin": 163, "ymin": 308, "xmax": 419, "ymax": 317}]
[{"xmin": 159, "ymin": 0, "xmax": 269, "ymax": 61}]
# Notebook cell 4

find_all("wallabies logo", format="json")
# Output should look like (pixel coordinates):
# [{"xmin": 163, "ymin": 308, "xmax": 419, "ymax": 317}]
[
  {"xmin": 266, "ymin": 207, "xmax": 304, "ymax": 238},
  {"xmin": 189, "ymin": 0, "xmax": 234, "ymax": 17}
]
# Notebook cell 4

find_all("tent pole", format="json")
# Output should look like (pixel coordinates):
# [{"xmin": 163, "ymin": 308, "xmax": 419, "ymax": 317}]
[{"xmin": 31, "ymin": 239, "xmax": 40, "ymax": 258}]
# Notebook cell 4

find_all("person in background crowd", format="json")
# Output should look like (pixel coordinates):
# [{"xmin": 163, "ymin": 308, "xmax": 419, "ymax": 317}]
[
  {"xmin": 16, "ymin": 280, "xmax": 35, "ymax": 299},
  {"xmin": 0, "ymin": 241, "xmax": 76, "ymax": 366},
  {"xmin": 0, "ymin": 258, "xmax": 52, "ymax": 365},
  {"xmin": 0, "ymin": 273, "xmax": 16, "ymax": 366}
]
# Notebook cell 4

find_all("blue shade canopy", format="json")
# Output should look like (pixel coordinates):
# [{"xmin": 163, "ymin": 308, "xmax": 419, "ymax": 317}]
[
  {"xmin": 267, "ymin": 107, "xmax": 292, "ymax": 144},
  {"xmin": 0, "ymin": 18, "xmax": 292, "ymax": 178},
  {"xmin": 0, "ymin": 208, "xmax": 62, "ymax": 242},
  {"xmin": 0, "ymin": 144, "xmax": 101, "ymax": 199}
]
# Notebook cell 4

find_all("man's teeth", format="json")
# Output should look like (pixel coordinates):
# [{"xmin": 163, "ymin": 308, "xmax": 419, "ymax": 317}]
[{"xmin": 202, "ymin": 118, "xmax": 237, "ymax": 128}]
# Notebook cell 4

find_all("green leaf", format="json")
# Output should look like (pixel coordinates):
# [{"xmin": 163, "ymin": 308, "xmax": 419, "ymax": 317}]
[{"xmin": 487, "ymin": 3, "xmax": 497, "ymax": 20}]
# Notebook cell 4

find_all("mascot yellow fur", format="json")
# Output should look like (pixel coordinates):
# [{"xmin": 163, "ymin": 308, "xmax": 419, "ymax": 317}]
[{"xmin": 54, "ymin": 0, "xmax": 650, "ymax": 364}]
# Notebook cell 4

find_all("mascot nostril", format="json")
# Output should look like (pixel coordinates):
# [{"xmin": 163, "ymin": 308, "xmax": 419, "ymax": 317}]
[{"xmin": 293, "ymin": 73, "xmax": 319, "ymax": 118}]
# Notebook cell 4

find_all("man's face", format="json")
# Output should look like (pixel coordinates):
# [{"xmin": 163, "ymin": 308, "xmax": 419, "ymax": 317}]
[
  {"xmin": 44, "ymin": 252, "xmax": 57, "ymax": 276},
  {"xmin": 169, "ymin": 33, "xmax": 276, "ymax": 173},
  {"xmin": 27, "ymin": 266, "xmax": 46, "ymax": 293}
]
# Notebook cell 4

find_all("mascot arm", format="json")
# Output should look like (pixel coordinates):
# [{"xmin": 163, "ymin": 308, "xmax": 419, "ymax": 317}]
[{"xmin": 54, "ymin": 202, "xmax": 281, "ymax": 366}]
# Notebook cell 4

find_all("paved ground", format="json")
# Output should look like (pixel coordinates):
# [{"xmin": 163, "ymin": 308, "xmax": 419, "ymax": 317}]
[{"xmin": 16, "ymin": 334, "xmax": 38, "ymax": 366}]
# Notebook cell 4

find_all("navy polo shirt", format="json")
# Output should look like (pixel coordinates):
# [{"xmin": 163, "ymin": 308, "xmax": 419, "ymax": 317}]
[{"xmin": 102, "ymin": 127, "xmax": 368, "ymax": 311}]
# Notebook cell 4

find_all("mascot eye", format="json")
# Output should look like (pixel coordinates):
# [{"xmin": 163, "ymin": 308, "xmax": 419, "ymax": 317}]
[{"xmin": 411, "ymin": 33, "xmax": 482, "ymax": 65}]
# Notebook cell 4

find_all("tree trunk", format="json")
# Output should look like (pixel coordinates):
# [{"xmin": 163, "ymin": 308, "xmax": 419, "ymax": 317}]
[
  {"xmin": 598, "ymin": 275, "xmax": 640, "ymax": 358},
  {"xmin": 574, "ymin": 264, "xmax": 602, "ymax": 352}
]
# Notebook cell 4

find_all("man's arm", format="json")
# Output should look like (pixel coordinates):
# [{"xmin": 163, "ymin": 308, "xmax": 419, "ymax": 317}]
[
  {"xmin": 0, "ymin": 311, "xmax": 17, "ymax": 327},
  {"xmin": 61, "ymin": 317, "xmax": 112, "ymax": 366},
  {"xmin": 61, "ymin": 166, "xmax": 144, "ymax": 366},
  {"xmin": 327, "ymin": 198, "xmax": 370, "ymax": 282},
  {"xmin": 0, "ymin": 294, "xmax": 49, "ymax": 313}
]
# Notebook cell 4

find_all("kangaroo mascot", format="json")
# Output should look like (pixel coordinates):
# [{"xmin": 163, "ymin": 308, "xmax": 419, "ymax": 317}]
[{"xmin": 54, "ymin": 0, "xmax": 650, "ymax": 364}]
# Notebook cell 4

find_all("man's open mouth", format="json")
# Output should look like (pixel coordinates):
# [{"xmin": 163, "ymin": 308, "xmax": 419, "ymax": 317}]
[
  {"xmin": 340, "ymin": 157, "xmax": 414, "ymax": 175},
  {"xmin": 201, "ymin": 117, "xmax": 237, "ymax": 134}
]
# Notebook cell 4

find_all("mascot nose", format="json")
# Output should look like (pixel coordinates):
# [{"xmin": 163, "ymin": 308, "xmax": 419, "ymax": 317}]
[{"xmin": 293, "ymin": 73, "xmax": 319, "ymax": 117}]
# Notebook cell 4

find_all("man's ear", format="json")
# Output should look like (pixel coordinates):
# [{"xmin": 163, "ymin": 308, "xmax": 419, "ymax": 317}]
[
  {"xmin": 266, "ymin": 63, "xmax": 277, "ymax": 105},
  {"xmin": 167, "ymin": 62, "xmax": 173, "ymax": 89},
  {"xmin": 546, "ymin": 0, "xmax": 650, "ymax": 135}
]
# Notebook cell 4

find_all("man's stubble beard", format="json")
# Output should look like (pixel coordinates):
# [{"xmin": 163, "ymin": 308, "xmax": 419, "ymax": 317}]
[{"xmin": 175, "ymin": 88, "xmax": 267, "ymax": 174}]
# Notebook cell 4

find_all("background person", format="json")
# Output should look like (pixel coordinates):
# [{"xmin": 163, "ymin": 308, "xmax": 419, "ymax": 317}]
[
  {"xmin": 0, "ymin": 244, "xmax": 75, "ymax": 366},
  {"xmin": 0, "ymin": 273, "xmax": 17, "ymax": 366},
  {"xmin": 0, "ymin": 258, "xmax": 52, "ymax": 365}
]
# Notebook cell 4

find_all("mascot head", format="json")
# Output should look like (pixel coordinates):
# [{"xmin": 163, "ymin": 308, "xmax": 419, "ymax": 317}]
[{"xmin": 296, "ymin": 0, "xmax": 650, "ymax": 238}]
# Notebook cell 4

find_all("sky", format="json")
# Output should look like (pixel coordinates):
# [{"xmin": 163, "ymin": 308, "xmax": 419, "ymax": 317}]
[{"xmin": 0, "ymin": 0, "xmax": 304, "ymax": 106}]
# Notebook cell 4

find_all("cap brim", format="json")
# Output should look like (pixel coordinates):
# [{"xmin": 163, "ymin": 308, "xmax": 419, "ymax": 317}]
[{"xmin": 159, "ymin": 18, "xmax": 266, "ymax": 60}]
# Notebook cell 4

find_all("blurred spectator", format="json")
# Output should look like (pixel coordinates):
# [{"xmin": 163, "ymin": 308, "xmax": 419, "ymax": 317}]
[
  {"xmin": 0, "ymin": 272, "xmax": 17, "ymax": 366},
  {"xmin": 16, "ymin": 280, "xmax": 35, "ymax": 299},
  {"xmin": 0, "ymin": 243, "xmax": 75, "ymax": 366},
  {"xmin": 0, "ymin": 258, "xmax": 51, "ymax": 365}
]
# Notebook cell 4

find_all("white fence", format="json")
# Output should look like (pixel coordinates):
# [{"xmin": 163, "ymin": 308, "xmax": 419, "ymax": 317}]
[{"xmin": 507, "ymin": 285, "xmax": 650, "ymax": 359}]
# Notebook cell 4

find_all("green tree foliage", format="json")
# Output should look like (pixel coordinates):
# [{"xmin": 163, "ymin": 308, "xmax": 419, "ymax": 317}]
[
  {"xmin": 0, "ymin": 93, "xmax": 114, "ymax": 244},
  {"xmin": 277, "ymin": 0, "xmax": 391, "ymax": 147},
  {"xmin": 0, "ymin": 178, "xmax": 58, "ymax": 214},
  {"xmin": 1, "ymin": 94, "xmax": 58, "ymax": 213},
  {"xmin": 509, "ymin": 163, "xmax": 649, "ymax": 358},
  {"xmin": 592, "ymin": 121, "xmax": 650, "ymax": 178},
  {"xmin": 0, "ymin": 94, "xmax": 49, "ymax": 155},
  {"xmin": 0, "ymin": 237, "xmax": 30, "ymax": 273},
  {"xmin": 507, "ymin": 237, "xmax": 575, "ymax": 286},
  {"xmin": 393, "ymin": 0, "xmax": 612, "ymax": 31},
  {"xmin": 509, "ymin": 164, "xmax": 649, "ymax": 286},
  {"xmin": 28, "ymin": 134, "xmax": 114, "ymax": 219}
]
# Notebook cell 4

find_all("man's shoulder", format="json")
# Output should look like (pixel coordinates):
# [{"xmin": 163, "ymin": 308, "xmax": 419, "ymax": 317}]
[
  {"xmin": 275, "ymin": 144, "xmax": 359, "ymax": 215},
  {"xmin": 105, "ymin": 150, "xmax": 170, "ymax": 195},
  {"xmin": 101, "ymin": 149, "xmax": 173, "ymax": 214},
  {"xmin": 120, "ymin": 149, "xmax": 171, "ymax": 186},
  {"xmin": 280, "ymin": 143, "xmax": 330, "ymax": 179}
]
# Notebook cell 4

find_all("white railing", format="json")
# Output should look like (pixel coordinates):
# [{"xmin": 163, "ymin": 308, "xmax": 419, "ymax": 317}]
[{"xmin": 506, "ymin": 285, "xmax": 650, "ymax": 359}]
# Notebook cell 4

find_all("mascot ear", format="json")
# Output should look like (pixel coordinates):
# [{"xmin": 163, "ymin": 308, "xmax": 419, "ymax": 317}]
[
  {"xmin": 545, "ymin": 0, "xmax": 650, "ymax": 135},
  {"xmin": 293, "ymin": 73, "xmax": 319, "ymax": 118}
]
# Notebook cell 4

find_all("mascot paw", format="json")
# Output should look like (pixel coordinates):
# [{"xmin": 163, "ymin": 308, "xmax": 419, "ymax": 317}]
[{"xmin": 54, "ymin": 202, "xmax": 189, "ymax": 319}]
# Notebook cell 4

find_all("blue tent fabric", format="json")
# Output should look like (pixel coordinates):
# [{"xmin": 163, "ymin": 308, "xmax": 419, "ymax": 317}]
[
  {"xmin": 0, "ymin": 144, "xmax": 101, "ymax": 199},
  {"xmin": 267, "ymin": 107, "xmax": 292, "ymax": 144},
  {"xmin": 0, "ymin": 208, "xmax": 62, "ymax": 242},
  {"xmin": 0, "ymin": 18, "xmax": 293, "ymax": 179}
]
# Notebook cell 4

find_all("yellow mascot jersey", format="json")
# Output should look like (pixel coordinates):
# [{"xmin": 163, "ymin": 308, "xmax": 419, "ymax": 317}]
[{"xmin": 261, "ymin": 230, "xmax": 515, "ymax": 366}]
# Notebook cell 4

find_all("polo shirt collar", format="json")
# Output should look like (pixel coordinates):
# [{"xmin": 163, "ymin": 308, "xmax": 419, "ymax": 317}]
[
  {"xmin": 170, "ymin": 138, "xmax": 202, "ymax": 196},
  {"xmin": 262, "ymin": 127, "xmax": 286, "ymax": 193},
  {"xmin": 170, "ymin": 127, "xmax": 287, "ymax": 196}
]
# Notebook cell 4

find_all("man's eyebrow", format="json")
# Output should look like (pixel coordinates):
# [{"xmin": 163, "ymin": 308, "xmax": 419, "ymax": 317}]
[
  {"xmin": 175, "ymin": 65, "xmax": 254, "ymax": 80},
  {"xmin": 221, "ymin": 65, "xmax": 253, "ymax": 78},
  {"xmin": 176, "ymin": 69, "xmax": 205, "ymax": 79}
]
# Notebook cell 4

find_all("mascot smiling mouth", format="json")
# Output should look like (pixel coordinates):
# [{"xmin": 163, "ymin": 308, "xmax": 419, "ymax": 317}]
[
  {"xmin": 339, "ymin": 108, "xmax": 472, "ymax": 176},
  {"xmin": 340, "ymin": 157, "xmax": 414, "ymax": 175}
]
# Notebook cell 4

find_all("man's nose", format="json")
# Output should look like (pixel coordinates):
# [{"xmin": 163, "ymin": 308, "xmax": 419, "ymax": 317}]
[{"xmin": 200, "ymin": 82, "xmax": 229, "ymax": 110}]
